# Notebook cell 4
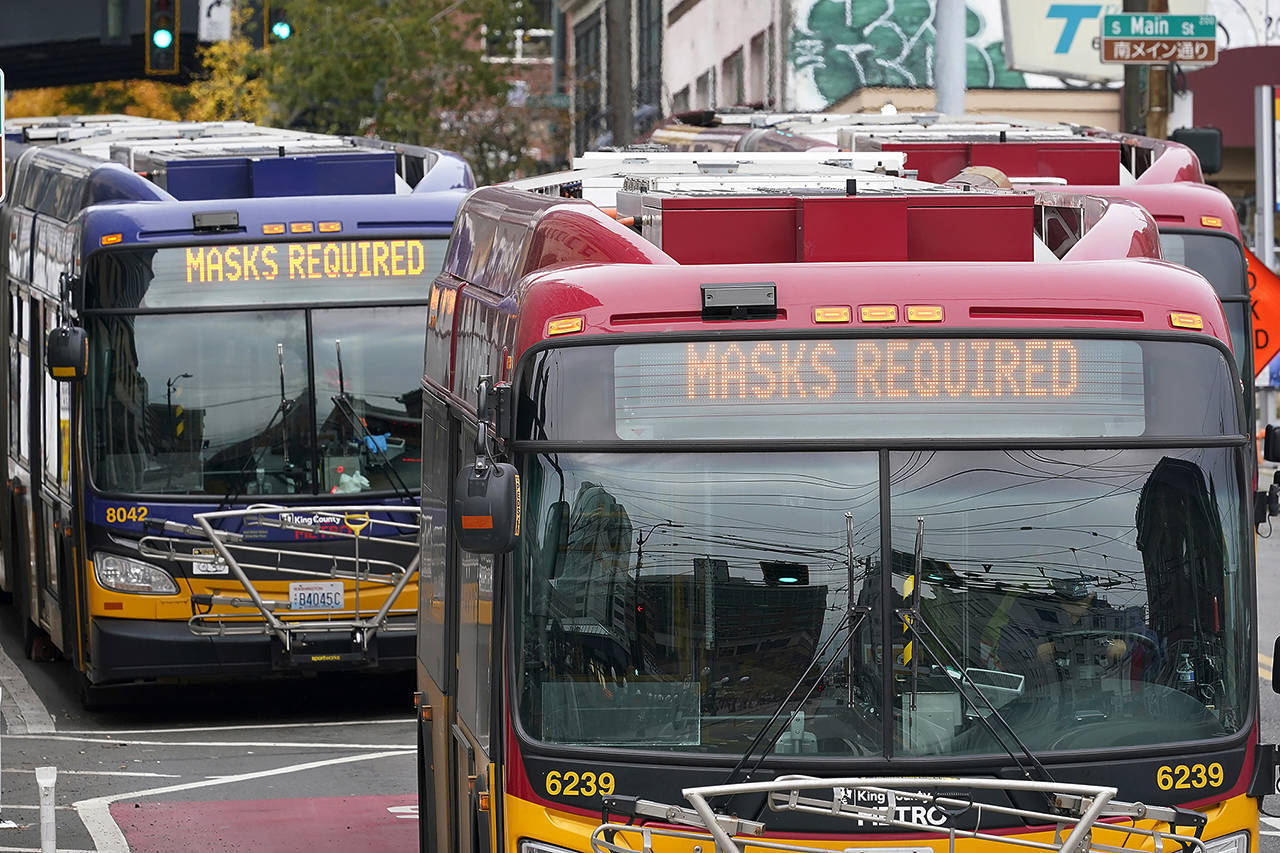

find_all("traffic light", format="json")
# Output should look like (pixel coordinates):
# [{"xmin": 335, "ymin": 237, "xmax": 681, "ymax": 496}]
[
  {"xmin": 145, "ymin": 0, "xmax": 179, "ymax": 75},
  {"xmin": 269, "ymin": 5, "xmax": 292, "ymax": 40}
]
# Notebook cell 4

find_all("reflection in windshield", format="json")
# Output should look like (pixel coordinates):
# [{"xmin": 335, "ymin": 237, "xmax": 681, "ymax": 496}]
[
  {"xmin": 86, "ymin": 306, "xmax": 427, "ymax": 497},
  {"xmin": 890, "ymin": 449, "xmax": 1246, "ymax": 755},
  {"xmin": 515, "ymin": 448, "xmax": 1248, "ymax": 757},
  {"xmin": 516, "ymin": 453, "xmax": 884, "ymax": 754}
]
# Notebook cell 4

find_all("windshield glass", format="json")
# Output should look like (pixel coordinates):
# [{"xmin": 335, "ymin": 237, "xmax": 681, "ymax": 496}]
[
  {"xmin": 514, "ymin": 447, "xmax": 1249, "ymax": 757},
  {"xmin": 86, "ymin": 305, "xmax": 427, "ymax": 496},
  {"xmin": 1158, "ymin": 232, "xmax": 1246, "ymax": 297},
  {"xmin": 1158, "ymin": 232, "xmax": 1249, "ymax": 382}
]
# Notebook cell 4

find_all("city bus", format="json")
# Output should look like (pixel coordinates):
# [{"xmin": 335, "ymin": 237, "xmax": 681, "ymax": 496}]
[
  {"xmin": 414, "ymin": 157, "xmax": 1271, "ymax": 853},
  {"xmin": 0, "ymin": 115, "xmax": 473, "ymax": 705},
  {"xmin": 649, "ymin": 113, "xmax": 1253, "ymax": 414}
]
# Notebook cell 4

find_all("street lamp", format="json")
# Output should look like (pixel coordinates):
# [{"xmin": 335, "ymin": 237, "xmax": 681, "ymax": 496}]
[{"xmin": 166, "ymin": 373, "xmax": 193, "ymax": 440}]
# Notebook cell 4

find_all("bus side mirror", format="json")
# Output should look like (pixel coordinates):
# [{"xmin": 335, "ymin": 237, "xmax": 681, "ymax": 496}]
[
  {"xmin": 452, "ymin": 461, "xmax": 521, "ymax": 554},
  {"xmin": 1170, "ymin": 126, "xmax": 1222, "ymax": 175},
  {"xmin": 1257, "ymin": 471, "xmax": 1280, "ymax": 527},
  {"xmin": 46, "ymin": 327, "xmax": 88, "ymax": 382},
  {"xmin": 1265, "ymin": 425, "xmax": 1280, "ymax": 463},
  {"xmin": 1274, "ymin": 635, "xmax": 1280, "ymax": 694}
]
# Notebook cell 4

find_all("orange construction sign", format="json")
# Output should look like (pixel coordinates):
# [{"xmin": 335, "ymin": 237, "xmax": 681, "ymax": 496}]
[{"xmin": 1250, "ymin": 247, "xmax": 1280, "ymax": 379}]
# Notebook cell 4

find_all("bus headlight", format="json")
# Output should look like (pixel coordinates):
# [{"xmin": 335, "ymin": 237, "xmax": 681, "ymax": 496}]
[
  {"xmin": 94, "ymin": 553, "xmax": 178, "ymax": 594},
  {"xmin": 1202, "ymin": 831, "xmax": 1249, "ymax": 853}
]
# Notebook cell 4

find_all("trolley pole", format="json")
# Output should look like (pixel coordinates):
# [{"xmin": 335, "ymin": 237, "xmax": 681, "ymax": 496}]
[{"xmin": 934, "ymin": 0, "xmax": 966, "ymax": 116}]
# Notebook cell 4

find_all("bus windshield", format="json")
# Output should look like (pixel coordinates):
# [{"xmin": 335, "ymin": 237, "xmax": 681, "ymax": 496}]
[
  {"xmin": 83, "ymin": 244, "xmax": 436, "ymax": 496},
  {"xmin": 512, "ymin": 338, "xmax": 1250, "ymax": 758},
  {"xmin": 1158, "ymin": 232, "xmax": 1249, "ymax": 376}
]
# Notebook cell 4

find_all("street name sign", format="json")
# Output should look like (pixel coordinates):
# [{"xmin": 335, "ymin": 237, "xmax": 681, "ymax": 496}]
[{"xmin": 1100, "ymin": 13, "xmax": 1217, "ymax": 64}]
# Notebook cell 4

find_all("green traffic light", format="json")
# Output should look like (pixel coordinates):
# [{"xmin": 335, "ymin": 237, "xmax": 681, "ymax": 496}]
[
  {"xmin": 271, "ymin": 20, "xmax": 291, "ymax": 39},
  {"xmin": 152, "ymin": 28, "xmax": 174, "ymax": 49}
]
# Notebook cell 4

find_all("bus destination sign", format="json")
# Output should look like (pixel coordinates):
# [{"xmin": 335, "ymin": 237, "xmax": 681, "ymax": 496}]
[
  {"xmin": 184, "ymin": 239, "xmax": 433, "ymax": 284},
  {"xmin": 613, "ymin": 338, "xmax": 1146, "ymax": 440}
]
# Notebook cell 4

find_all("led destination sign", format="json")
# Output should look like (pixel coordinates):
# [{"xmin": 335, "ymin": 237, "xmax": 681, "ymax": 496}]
[
  {"xmin": 682, "ymin": 339, "xmax": 1087, "ymax": 401},
  {"xmin": 184, "ymin": 239, "xmax": 432, "ymax": 284},
  {"xmin": 89, "ymin": 238, "xmax": 448, "ymax": 310},
  {"xmin": 612, "ymin": 338, "xmax": 1147, "ymax": 440}
]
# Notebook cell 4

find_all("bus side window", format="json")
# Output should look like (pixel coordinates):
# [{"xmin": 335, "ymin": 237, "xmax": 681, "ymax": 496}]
[{"xmin": 419, "ymin": 394, "xmax": 451, "ymax": 691}]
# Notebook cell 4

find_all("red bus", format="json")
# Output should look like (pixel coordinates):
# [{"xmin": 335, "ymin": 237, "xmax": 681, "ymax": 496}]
[
  {"xmin": 416, "ymin": 159, "xmax": 1267, "ymax": 853},
  {"xmin": 648, "ymin": 113, "xmax": 1252, "ymax": 410}
]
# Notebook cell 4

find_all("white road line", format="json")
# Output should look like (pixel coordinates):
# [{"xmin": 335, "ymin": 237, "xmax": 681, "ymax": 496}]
[
  {"xmin": 3, "ymin": 769, "xmax": 180, "ymax": 778},
  {"xmin": 74, "ymin": 749, "xmax": 413, "ymax": 853},
  {"xmin": 53, "ymin": 718, "xmax": 413, "ymax": 737},
  {"xmin": 0, "ymin": 641, "xmax": 54, "ymax": 735},
  {"xmin": 3, "ymin": 735, "xmax": 411, "ymax": 749},
  {"xmin": 1261, "ymin": 816, "xmax": 1280, "ymax": 832},
  {"xmin": 0, "ymin": 847, "xmax": 95, "ymax": 852}
]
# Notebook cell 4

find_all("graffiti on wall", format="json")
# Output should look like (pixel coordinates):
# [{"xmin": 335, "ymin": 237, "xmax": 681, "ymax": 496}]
[
  {"xmin": 790, "ymin": 0, "xmax": 1279, "ymax": 110},
  {"xmin": 790, "ymin": 0, "xmax": 1024, "ymax": 110}
]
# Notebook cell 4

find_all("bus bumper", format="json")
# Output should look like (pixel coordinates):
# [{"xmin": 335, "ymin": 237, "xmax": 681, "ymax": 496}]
[{"xmin": 87, "ymin": 616, "xmax": 417, "ymax": 684}]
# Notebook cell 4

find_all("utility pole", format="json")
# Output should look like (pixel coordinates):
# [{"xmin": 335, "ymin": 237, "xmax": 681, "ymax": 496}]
[
  {"xmin": 1145, "ymin": 0, "xmax": 1170, "ymax": 139},
  {"xmin": 605, "ymin": 0, "xmax": 633, "ymax": 147},
  {"xmin": 1122, "ymin": 0, "xmax": 1145, "ymax": 132},
  {"xmin": 934, "ymin": 0, "xmax": 966, "ymax": 115}
]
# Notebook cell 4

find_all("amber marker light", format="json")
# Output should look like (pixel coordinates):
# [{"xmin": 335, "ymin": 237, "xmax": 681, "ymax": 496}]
[
  {"xmin": 477, "ymin": 792, "xmax": 491, "ymax": 812},
  {"xmin": 318, "ymin": 221, "xmax": 342, "ymax": 233},
  {"xmin": 813, "ymin": 306, "xmax": 852, "ymax": 323},
  {"xmin": 263, "ymin": 223, "xmax": 286, "ymax": 235},
  {"xmin": 860, "ymin": 305, "xmax": 898, "ymax": 322},
  {"xmin": 1169, "ymin": 312, "xmax": 1204, "ymax": 330},
  {"xmin": 907, "ymin": 305, "xmax": 943, "ymax": 322},
  {"xmin": 547, "ymin": 316, "xmax": 585, "ymax": 336},
  {"xmin": 100, "ymin": 233, "xmax": 123, "ymax": 246},
  {"xmin": 289, "ymin": 221, "xmax": 314, "ymax": 234},
  {"xmin": 1200, "ymin": 215, "xmax": 1223, "ymax": 228}
]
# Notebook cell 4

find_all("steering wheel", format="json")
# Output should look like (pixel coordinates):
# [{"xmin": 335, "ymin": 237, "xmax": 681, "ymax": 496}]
[{"xmin": 1052, "ymin": 629, "xmax": 1159, "ymax": 655}]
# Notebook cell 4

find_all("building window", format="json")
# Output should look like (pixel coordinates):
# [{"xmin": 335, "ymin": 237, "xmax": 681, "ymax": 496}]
[
  {"xmin": 749, "ymin": 30, "xmax": 767, "ymax": 105},
  {"xmin": 573, "ymin": 10, "xmax": 604, "ymax": 155},
  {"xmin": 672, "ymin": 86, "xmax": 690, "ymax": 114},
  {"xmin": 635, "ymin": 0, "xmax": 663, "ymax": 134},
  {"xmin": 721, "ymin": 49, "xmax": 744, "ymax": 107},
  {"xmin": 695, "ymin": 69, "xmax": 714, "ymax": 110}
]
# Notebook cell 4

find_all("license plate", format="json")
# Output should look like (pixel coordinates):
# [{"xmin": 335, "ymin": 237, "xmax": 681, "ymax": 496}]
[
  {"xmin": 190, "ymin": 547, "xmax": 228, "ymax": 575},
  {"xmin": 289, "ymin": 581, "xmax": 345, "ymax": 611}
]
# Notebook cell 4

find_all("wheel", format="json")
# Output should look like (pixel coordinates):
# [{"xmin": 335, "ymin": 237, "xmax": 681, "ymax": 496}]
[{"xmin": 78, "ymin": 672, "xmax": 108, "ymax": 711}]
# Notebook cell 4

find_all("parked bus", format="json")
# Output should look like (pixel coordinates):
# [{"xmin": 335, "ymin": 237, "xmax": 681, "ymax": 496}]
[
  {"xmin": 0, "ymin": 115, "xmax": 473, "ymax": 705},
  {"xmin": 415, "ymin": 156, "xmax": 1271, "ymax": 853},
  {"xmin": 649, "ymin": 113, "xmax": 1253, "ymax": 415}
]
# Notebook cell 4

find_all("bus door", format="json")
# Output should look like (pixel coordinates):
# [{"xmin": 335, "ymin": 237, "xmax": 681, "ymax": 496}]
[
  {"xmin": 451, "ymin": 419, "xmax": 495, "ymax": 853},
  {"xmin": 28, "ymin": 216, "xmax": 77, "ymax": 657},
  {"xmin": 33, "ymin": 294, "xmax": 73, "ymax": 657},
  {"xmin": 419, "ymin": 392, "xmax": 458, "ymax": 853},
  {"xmin": 7, "ymin": 279, "xmax": 39, "ymax": 649}
]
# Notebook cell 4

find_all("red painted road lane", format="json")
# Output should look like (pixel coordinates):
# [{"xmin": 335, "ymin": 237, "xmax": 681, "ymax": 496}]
[{"xmin": 111, "ymin": 794, "xmax": 417, "ymax": 851}]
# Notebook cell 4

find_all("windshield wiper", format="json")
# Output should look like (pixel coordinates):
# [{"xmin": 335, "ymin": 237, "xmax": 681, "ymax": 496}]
[
  {"xmin": 215, "ymin": 342, "xmax": 298, "ymax": 513},
  {"xmin": 330, "ymin": 340, "xmax": 414, "ymax": 502},
  {"xmin": 716, "ymin": 603, "xmax": 870, "ymax": 801},
  {"xmin": 898, "ymin": 517, "xmax": 1057, "ymax": 788}
]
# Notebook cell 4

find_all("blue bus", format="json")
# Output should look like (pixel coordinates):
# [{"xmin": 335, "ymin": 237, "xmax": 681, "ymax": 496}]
[{"xmin": 1, "ymin": 116, "xmax": 472, "ymax": 705}]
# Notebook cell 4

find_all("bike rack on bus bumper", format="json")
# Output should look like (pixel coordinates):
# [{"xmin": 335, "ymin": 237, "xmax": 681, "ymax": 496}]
[
  {"xmin": 590, "ymin": 776, "xmax": 1207, "ymax": 853},
  {"xmin": 139, "ymin": 504, "xmax": 420, "ymax": 656}
]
